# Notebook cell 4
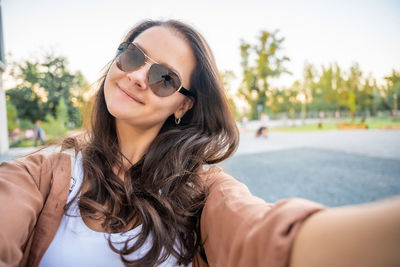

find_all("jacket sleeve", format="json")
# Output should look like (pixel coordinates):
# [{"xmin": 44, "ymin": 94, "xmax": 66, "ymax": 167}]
[
  {"xmin": 0, "ymin": 153, "xmax": 52, "ymax": 266},
  {"xmin": 200, "ymin": 167, "xmax": 325, "ymax": 267}
]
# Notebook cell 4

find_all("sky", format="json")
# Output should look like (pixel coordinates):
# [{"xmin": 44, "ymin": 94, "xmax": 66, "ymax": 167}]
[{"xmin": 2, "ymin": 0, "xmax": 400, "ymax": 90}]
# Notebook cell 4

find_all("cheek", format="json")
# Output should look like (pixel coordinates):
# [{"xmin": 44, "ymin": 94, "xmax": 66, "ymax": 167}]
[
  {"xmin": 103, "ymin": 66, "xmax": 125, "ymax": 117},
  {"xmin": 104, "ymin": 64, "xmax": 122, "ymax": 102},
  {"xmin": 164, "ymin": 97, "xmax": 185, "ymax": 117},
  {"xmin": 103, "ymin": 77, "xmax": 113, "ymax": 108},
  {"xmin": 150, "ymin": 96, "xmax": 182, "ymax": 119}
]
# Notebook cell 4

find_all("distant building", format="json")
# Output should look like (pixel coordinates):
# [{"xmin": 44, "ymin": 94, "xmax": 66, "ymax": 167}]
[{"xmin": 0, "ymin": 0, "xmax": 9, "ymax": 155}]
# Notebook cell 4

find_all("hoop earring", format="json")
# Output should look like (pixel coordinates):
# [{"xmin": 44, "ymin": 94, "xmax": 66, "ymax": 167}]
[{"xmin": 175, "ymin": 117, "xmax": 181, "ymax": 125}]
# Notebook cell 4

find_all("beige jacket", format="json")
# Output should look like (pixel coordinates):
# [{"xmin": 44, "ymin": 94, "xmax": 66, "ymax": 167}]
[{"xmin": 0, "ymin": 151, "xmax": 324, "ymax": 267}]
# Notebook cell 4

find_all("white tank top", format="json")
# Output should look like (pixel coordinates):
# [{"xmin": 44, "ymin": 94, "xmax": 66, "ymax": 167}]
[{"xmin": 40, "ymin": 152, "xmax": 185, "ymax": 267}]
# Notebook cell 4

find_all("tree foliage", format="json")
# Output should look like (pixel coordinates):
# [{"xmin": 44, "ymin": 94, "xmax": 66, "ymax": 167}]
[
  {"xmin": 6, "ymin": 87, "xmax": 43, "ymax": 122},
  {"xmin": 6, "ymin": 52, "xmax": 88, "ymax": 130},
  {"xmin": 232, "ymin": 30, "xmax": 399, "ymax": 120},
  {"xmin": 384, "ymin": 70, "xmax": 400, "ymax": 117},
  {"xmin": 220, "ymin": 70, "xmax": 241, "ymax": 120},
  {"xmin": 238, "ymin": 30, "xmax": 290, "ymax": 119},
  {"xmin": 6, "ymin": 101, "xmax": 18, "ymax": 131}
]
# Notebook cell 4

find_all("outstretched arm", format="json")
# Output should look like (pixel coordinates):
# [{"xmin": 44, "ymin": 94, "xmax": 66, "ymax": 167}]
[{"xmin": 290, "ymin": 196, "xmax": 400, "ymax": 267}]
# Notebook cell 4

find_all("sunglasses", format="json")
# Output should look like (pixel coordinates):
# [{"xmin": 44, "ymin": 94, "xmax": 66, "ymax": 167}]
[{"xmin": 115, "ymin": 42, "xmax": 195, "ymax": 98}]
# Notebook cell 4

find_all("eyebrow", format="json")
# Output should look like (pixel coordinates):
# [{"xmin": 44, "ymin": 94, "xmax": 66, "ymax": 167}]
[{"xmin": 133, "ymin": 42, "xmax": 181, "ymax": 77}]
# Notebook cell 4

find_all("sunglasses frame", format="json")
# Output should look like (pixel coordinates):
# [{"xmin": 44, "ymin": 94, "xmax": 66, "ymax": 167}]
[{"xmin": 116, "ymin": 42, "xmax": 195, "ymax": 98}]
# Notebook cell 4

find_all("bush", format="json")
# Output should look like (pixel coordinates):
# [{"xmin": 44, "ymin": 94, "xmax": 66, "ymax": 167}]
[{"xmin": 6, "ymin": 101, "xmax": 18, "ymax": 131}]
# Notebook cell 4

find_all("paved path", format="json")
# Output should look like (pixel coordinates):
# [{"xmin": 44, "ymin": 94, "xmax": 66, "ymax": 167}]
[{"xmin": 220, "ymin": 130, "xmax": 400, "ymax": 207}]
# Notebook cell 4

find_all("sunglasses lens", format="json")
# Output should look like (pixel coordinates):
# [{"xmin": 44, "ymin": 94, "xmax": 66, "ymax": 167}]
[
  {"xmin": 117, "ymin": 44, "xmax": 145, "ymax": 72},
  {"xmin": 148, "ymin": 64, "xmax": 181, "ymax": 97}
]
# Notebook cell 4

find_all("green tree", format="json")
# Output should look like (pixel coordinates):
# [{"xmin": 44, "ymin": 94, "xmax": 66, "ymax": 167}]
[
  {"xmin": 220, "ymin": 70, "xmax": 240, "ymax": 120},
  {"xmin": 342, "ymin": 63, "xmax": 363, "ymax": 119},
  {"xmin": 299, "ymin": 63, "xmax": 318, "ymax": 115},
  {"xmin": 36, "ymin": 54, "xmax": 76, "ymax": 122},
  {"xmin": 56, "ymin": 97, "xmax": 69, "ymax": 125},
  {"xmin": 358, "ymin": 76, "xmax": 375, "ymax": 114},
  {"xmin": 307, "ymin": 63, "xmax": 345, "ymax": 113},
  {"xmin": 6, "ymin": 52, "xmax": 87, "ymax": 127},
  {"xmin": 384, "ymin": 69, "xmax": 400, "ymax": 120},
  {"xmin": 238, "ymin": 30, "xmax": 290, "ymax": 119},
  {"xmin": 6, "ymin": 101, "xmax": 18, "ymax": 132},
  {"xmin": 6, "ymin": 87, "xmax": 44, "ymax": 122},
  {"xmin": 70, "ymin": 71, "xmax": 89, "ymax": 127},
  {"xmin": 289, "ymin": 80, "xmax": 303, "ymax": 114},
  {"xmin": 269, "ymin": 88, "xmax": 298, "ymax": 115},
  {"xmin": 42, "ymin": 97, "xmax": 69, "ymax": 138},
  {"xmin": 369, "ymin": 78, "xmax": 383, "ymax": 115},
  {"xmin": 317, "ymin": 65, "xmax": 334, "ymax": 111}
]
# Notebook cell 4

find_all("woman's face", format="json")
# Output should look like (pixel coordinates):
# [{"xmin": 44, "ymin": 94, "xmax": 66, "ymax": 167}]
[{"xmin": 104, "ymin": 26, "xmax": 196, "ymax": 130}]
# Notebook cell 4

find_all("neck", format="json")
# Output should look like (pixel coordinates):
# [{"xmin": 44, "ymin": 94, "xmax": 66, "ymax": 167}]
[{"xmin": 115, "ymin": 119, "xmax": 162, "ymax": 167}]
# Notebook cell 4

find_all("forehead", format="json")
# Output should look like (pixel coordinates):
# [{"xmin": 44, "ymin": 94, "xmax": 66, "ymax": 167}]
[{"xmin": 133, "ymin": 26, "xmax": 196, "ymax": 84}]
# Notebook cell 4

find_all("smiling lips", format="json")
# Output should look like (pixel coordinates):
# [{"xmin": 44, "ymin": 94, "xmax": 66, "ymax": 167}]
[{"xmin": 118, "ymin": 85, "xmax": 145, "ymax": 104}]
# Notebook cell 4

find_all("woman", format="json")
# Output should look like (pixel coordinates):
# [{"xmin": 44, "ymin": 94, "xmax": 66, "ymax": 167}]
[{"xmin": 0, "ymin": 19, "xmax": 399, "ymax": 267}]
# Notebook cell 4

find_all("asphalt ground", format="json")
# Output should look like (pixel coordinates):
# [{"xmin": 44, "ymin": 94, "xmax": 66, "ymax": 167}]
[{"xmin": 219, "ymin": 130, "xmax": 400, "ymax": 207}]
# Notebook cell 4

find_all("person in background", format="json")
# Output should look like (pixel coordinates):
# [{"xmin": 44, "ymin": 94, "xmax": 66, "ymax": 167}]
[
  {"xmin": 256, "ymin": 112, "xmax": 269, "ymax": 138},
  {"xmin": 241, "ymin": 116, "xmax": 248, "ymax": 130},
  {"xmin": 33, "ymin": 120, "xmax": 45, "ymax": 147}
]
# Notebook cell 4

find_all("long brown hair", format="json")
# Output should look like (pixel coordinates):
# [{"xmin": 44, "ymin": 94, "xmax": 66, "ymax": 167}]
[{"xmin": 65, "ymin": 19, "xmax": 239, "ymax": 266}]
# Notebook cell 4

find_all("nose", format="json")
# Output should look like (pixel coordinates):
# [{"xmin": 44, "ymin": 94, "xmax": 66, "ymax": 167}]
[{"xmin": 126, "ymin": 61, "xmax": 151, "ymax": 90}]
